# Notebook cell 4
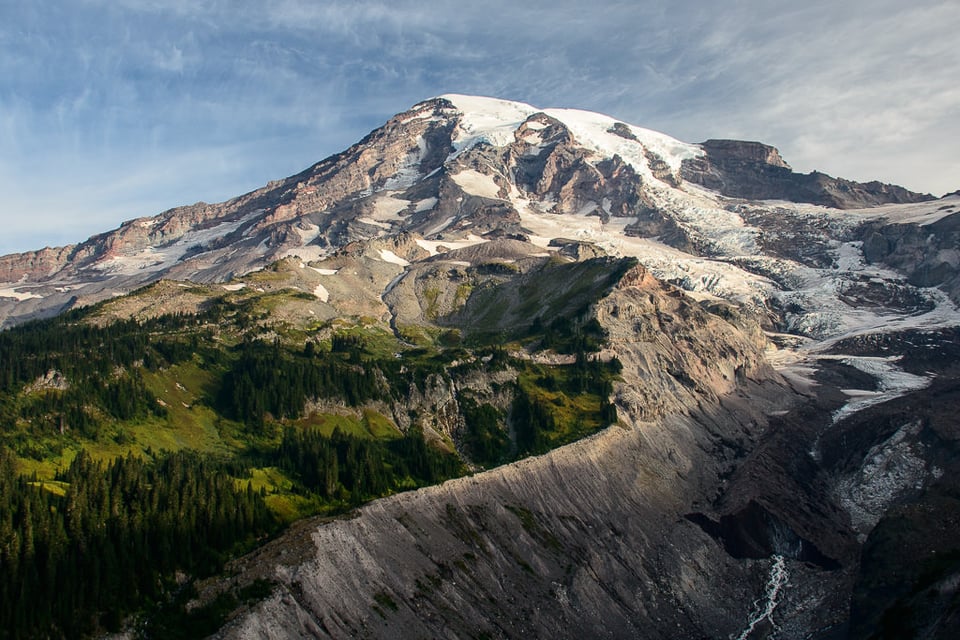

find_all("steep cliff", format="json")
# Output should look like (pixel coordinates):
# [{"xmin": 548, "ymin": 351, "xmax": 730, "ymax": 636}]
[{"xmin": 681, "ymin": 139, "xmax": 934, "ymax": 209}]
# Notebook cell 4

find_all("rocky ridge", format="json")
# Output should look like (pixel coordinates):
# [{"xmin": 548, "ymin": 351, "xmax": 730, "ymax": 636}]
[{"xmin": 681, "ymin": 139, "xmax": 933, "ymax": 209}]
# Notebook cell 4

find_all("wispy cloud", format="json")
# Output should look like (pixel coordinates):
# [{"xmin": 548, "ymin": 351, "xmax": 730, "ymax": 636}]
[
  {"xmin": 1, "ymin": 0, "xmax": 958, "ymax": 253},
  {"xmin": 658, "ymin": 1, "xmax": 960, "ymax": 192}
]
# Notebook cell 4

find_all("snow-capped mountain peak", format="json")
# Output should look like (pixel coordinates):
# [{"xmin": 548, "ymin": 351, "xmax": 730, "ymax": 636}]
[
  {"xmin": 0, "ymin": 93, "xmax": 951, "ymax": 349},
  {"xmin": 439, "ymin": 93, "xmax": 702, "ymax": 177}
]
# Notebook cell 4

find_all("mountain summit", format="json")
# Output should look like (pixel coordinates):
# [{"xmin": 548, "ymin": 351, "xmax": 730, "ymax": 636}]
[
  {"xmin": 2, "ymin": 96, "xmax": 960, "ymax": 639},
  {"xmin": 0, "ymin": 94, "xmax": 945, "ymax": 330}
]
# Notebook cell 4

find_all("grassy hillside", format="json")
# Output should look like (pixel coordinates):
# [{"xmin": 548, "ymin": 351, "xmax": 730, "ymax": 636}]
[{"xmin": 0, "ymin": 253, "xmax": 625, "ymax": 638}]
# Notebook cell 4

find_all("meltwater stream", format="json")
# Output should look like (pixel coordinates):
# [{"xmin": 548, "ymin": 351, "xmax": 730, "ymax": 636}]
[{"xmin": 734, "ymin": 555, "xmax": 788, "ymax": 640}]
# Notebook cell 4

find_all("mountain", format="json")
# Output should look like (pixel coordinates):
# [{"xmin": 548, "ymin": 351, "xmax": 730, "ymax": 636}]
[
  {"xmin": 2, "ymin": 95, "xmax": 959, "ymax": 639},
  {"xmin": 0, "ymin": 94, "xmax": 947, "ymax": 329}
]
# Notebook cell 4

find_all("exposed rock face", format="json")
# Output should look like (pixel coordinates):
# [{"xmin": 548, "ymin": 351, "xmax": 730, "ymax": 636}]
[
  {"xmin": 211, "ymin": 260, "xmax": 788, "ymax": 640},
  {"xmin": 702, "ymin": 139, "xmax": 793, "ymax": 168},
  {"xmin": 214, "ymin": 401, "xmax": 784, "ymax": 640},
  {"xmin": 860, "ymin": 201, "xmax": 960, "ymax": 302},
  {"xmin": 681, "ymin": 139, "xmax": 933, "ymax": 209}
]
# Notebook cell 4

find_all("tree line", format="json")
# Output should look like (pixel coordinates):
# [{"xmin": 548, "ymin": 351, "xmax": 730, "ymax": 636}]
[
  {"xmin": 0, "ymin": 310, "xmax": 216, "ymax": 446},
  {"xmin": 217, "ymin": 338, "xmax": 389, "ymax": 428},
  {"xmin": 0, "ymin": 447, "xmax": 276, "ymax": 639},
  {"xmin": 270, "ymin": 426, "xmax": 462, "ymax": 505}
]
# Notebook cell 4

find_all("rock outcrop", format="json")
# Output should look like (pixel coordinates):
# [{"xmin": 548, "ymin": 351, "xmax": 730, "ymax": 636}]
[{"xmin": 681, "ymin": 139, "xmax": 933, "ymax": 209}]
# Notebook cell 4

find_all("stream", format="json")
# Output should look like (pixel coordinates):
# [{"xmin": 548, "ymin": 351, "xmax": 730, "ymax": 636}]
[{"xmin": 734, "ymin": 554, "xmax": 788, "ymax": 640}]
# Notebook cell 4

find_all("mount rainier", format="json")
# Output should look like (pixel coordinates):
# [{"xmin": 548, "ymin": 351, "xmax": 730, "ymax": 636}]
[{"xmin": 2, "ymin": 95, "xmax": 959, "ymax": 639}]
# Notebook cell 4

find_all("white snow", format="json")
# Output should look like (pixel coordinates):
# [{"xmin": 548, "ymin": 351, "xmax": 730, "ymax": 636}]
[
  {"xmin": 667, "ymin": 203, "xmax": 761, "ymax": 257},
  {"xmin": 370, "ymin": 194, "xmax": 410, "ymax": 220},
  {"xmin": 310, "ymin": 267, "xmax": 339, "ymax": 276},
  {"xmin": 415, "ymin": 235, "xmax": 488, "ymax": 257},
  {"xmin": 818, "ymin": 286, "xmax": 959, "ymax": 349},
  {"xmin": 93, "ymin": 212, "xmax": 257, "ymax": 275},
  {"xmin": 440, "ymin": 96, "xmax": 769, "ymax": 261},
  {"xmin": 515, "ymin": 199, "xmax": 773, "ymax": 310},
  {"xmin": 377, "ymin": 249, "xmax": 410, "ymax": 267},
  {"xmin": 450, "ymin": 169, "xmax": 503, "ymax": 199},
  {"xmin": 415, "ymin": 197, "xmax": 438, "ymax": 212},
  {"xmin": 835, "ymin": 241, "xmax": 866, "ymax": 271},
  {"xmin": 441, "ymin": 94, "xmax": 539, "ymax": 151},
  {"xmin": 826, "ymin": 356, "xmax": 931, "ymax": 424},
  {"xmin": 382, "ymin": 136, "xmax": 428, "ymax": 191},
  {"xmin": 394, "ymin": 103, "xmax": 444, "ymax": 125},
  {"xmin": 280, "ymin": 245, "xmax": 329, "ymax": 263},
  {"xmin": 834, "ymin": 419, "xmax": 927, "ymax": 538},
  {"xmin": 291, "ymin": 222, "xmax": 320, "ymax": 244},
  {"xmin": 521, "ymin": 132, "xmax": 543, "ymax": 146},
  {"xmin": 221, "ymin": 283, "xmax": 247, "ymax": 291},
  {"xmin": 313, "ymin": 283, "xmax": 330, "ymax": 303},
  {"xmin": 0, "ymin": 287, "xmax": 43, "ymax": 301},
  {"xmin": 440, "ymin": 94, "xmax": 703, "ymax": 179},
  {"xmin": 425, "ymin": 216, "xmax": 456, "ymax": 236},
  {"xmin": 542, "ymin": 107, "xmax": 702, "ymax": 175},
  {"xmin": 851, "ymin": 195, "xmax": 960, "ymax": 226}
]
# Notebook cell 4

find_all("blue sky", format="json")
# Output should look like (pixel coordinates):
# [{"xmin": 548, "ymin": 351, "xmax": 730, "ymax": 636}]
[{"xmin": 2, "ymin": 0, "xmax": 958, "ymax": 254}]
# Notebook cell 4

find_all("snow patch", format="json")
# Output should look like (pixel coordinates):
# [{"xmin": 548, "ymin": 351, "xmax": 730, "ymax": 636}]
[
  {"xmin": 425, "ymin": 216, "xmax": 456, "ymax": 237},
  {"xmin": 292, "ymin": 222, "xmax": 320, "ymax": 244},
  {"xmin": 221, "ymin": 283, "xmax": 247, "ymax": 291},
  {"xmin": 442, "ymin": 94, "xmax": 538, "ymax": 152},
  {"xmin": 280, "ymin": 245, "xmax": 329, "ymax": 263},
  {"xmin": 515, "ymin": 200, "xmax": 772, "ymax": 310},
  {"xmin": 357, "ymin": 217, "xmax": 393, "ymax": 230},
  {"xmin": 394, "ymin": 109, "xmax": 443, "ymax": 125},
  {"xmin": 835, "ymin": 241, "xmax": 866, "ymax": 271},
  {"xmin": 577, "ymin": 202, "xmax": 599, "ymax": 216},
  {"xmin": 851, "ymin": 195, "xmax": 960, "ymax": 226},
  {"xmin": 370, "ymin": 194, "xmax": 410, "ymax": 220},
  {"xmin": 0, "ymin": 287, "xmax": 43, "ymax": 301},
  {"xmin": 521, "ymin": 131, "xmax": 543, "ymax": 146},
  {"xmin": 377, "ymin": 249, "xmax": 410, "ymax": 267},
  {"xmin": 827, "ymin": 356, "xmax": 930, "ymax": 424},
  {"xmin": 542, "ymin": 107, "xmax": 702, "ymax": 175},
  {"xmin": 93, "ymin": 213, "xmax": 256, "ymax": 275},
  {"xmin": 310, "ymin": 267, "xmax": 339, "ymax": 276},
  {"xmin": 450, "ymin": 169, "xmax": 503, "ymax": 199},
  {"xmin": 415, "ymin": 197, "xmax": 438, "ymax": 212},
  {"xmin": 441, "ymin": 94, "xmax": 702, "ymax": 178},
  {"xmin": 313, "ymin": 283, "xmax": 330, "ymax": 303},
  {"xmin": 415, "ymin": 236, "xmax": 488, "ymax": 256},
  {"xmin": 382, "ymin": 136, "xmax": 428, "ymax": 190}
]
